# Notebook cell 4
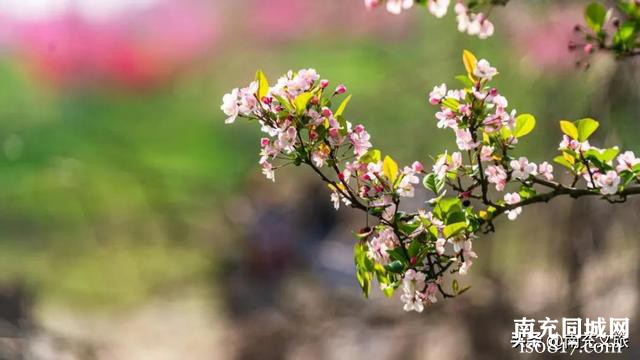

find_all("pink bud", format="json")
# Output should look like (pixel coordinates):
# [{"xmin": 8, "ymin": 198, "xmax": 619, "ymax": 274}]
[
  {"xmin": 412, "ymin": 161, "xmax": 424, "ymax": 173},
  {"xmin": 335, "ymin": 85, "xmax": 347, "ymax": 94},
  {"xmin": 261, "ymin": 96, "xmax": 272, "ymax": 105},
  {"xmin": 260, "ymin": 138, "xmax": 270, "ymax": 147},
  {"xmin": 489, "ymin": 88, "xmax": 498, "ymax": 97},
  {"xmin": 410, "ymin": 256, "xmax": 418, "ymax": 265},
  {"xmin": 584, "ymin": 43, "xmax": 594, "ymax": 54},
  {"xmin": 320, "ymin": 79, "xmax": 330, "ymax": 88},
  {"xmin": 321, "ymin": 107, "xmax": 333, "ymax": 117}
]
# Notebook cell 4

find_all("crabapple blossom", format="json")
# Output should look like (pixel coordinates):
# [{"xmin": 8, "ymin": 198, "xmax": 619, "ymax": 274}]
[
  {"xmin": 386, "ymin": 0, "xmax": 414, "ymax": 15},
  {"xmin": 401, "ymin": 269, "xmax": 426, "ymax": 312},
  {"xmin": 510, "ymin": 157, "xmax": 537, "ymax": 180},
  {"xmin": 538, "ymin": 162, "xmax": 554, "ymax": 181},
  {"xmin": 504, "ymin": 192, "xmax": 522, "ymax": 221},
  {"xmin": 427, "ymin": 0, "xmax": 450, "ymax": 18},
  {"xmin": 485, "ymin": 165, "xmax": 507, "ymax": 191},
  {"xmin": 595, "ymin": 170, "xmax": 621, "ymax": 195},
  {"xmin": 474, "ymin": 59, "xmax": 498, "ymax": 80},
  {"xmin": 455, "ymin": 128, "xmax": 479, "ymax": 150},
  {"xmin": 616, "ymin": 151, "xmax": 640, "ymax": 173},
  {"xmin": 429, "ymin": 83, "xmax": 447, "ymax": 105}
]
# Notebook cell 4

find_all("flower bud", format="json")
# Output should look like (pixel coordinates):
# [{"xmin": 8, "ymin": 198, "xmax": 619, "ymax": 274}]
[
  {"xmin": 320, "ymin": 79, "xmax": 330, "ymax": 88},
  {"xmin": 335, "ymin": 84, "xmax": 347, "ymax": 94}
]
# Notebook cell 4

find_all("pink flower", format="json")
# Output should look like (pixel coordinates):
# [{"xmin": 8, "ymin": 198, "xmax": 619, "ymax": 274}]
[
  {"xmin": 510, "ymin": 157, "xmax": 537, "ymax": 180},
  {"xmin": 596, "ymin": 170, "xmax": 620, "ymax": 195},
  {"xmin": 458, "ymin": 239, "xmax": 478, "ymax": 275},
  {"xmin": 429, "ymin": 83, "xmax": 447, "ymax": 104},
  {"xmin": 504, "ymin": 192, "xmax": 522, "ymax": 221},
  {"xmin": 349, "ymin": 124, "xmax": 373, "ymax": 157},
  {"xmin": 435, "ymin": 108, "xmax": 459, "ymax": 129},
  {"xmin": 368, "ymin": 226, "xmax": 399, "ymax": 264},
  {"xmin": 485, "ymin": 165, "xmax": 507, "ymax": 191},
  {"xmin": 364, "ymin": 0, "xmax": 382, "ymax": 10},
  {"xmin": 616, "ymin": 151, "xmax": 640, "ymax": 173},
  {"xmin": 473, "ymin": 59, "xmax": 498, "ymax": 80},
  {"xmin": 538, "ymin": 162, "xmax": 554, "ymax": 181},
  {"xmin": 334, "ymin": 84, "xmax": 347, "ymax": 94},
  {"xmin": 480, "ymin": 145, "xmax": 494, "ymax": 162},
  {"xmin": 455, "ymin": 128, "xmax": 479, "ymax": 151}
]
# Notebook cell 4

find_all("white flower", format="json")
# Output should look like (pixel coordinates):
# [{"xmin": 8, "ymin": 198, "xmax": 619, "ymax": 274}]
[
  {"xmin": 504, "ymin": 192, "xmax": 522, "ymax": 221},
  {"xmin": 386, "ymin": 0, "xmax": 414, "ymax": 14},
  {"xmin": 428, "ymin": 0, "xmax": 450, "ymax": 18},
  {"xmin": 474, "ymin": 59, "xmax": 498, "ymax": 80},
  {"xmin": 221, "ymin": 88, "xmax": 240, "ymax": 124}
]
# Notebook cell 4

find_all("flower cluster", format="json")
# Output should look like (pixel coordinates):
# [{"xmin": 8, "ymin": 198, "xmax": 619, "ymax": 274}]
[
  {"xmin": 222, "ymin": 50, "xmax": 640, "ymax": 313},
  {"xmin": 364, "ymin": 0, "xmax": 498, "ymax": 39}
]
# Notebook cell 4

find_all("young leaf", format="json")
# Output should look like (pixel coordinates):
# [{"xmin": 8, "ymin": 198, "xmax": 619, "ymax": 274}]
[
  {"xmin": 559, "ymin": 120, "xmax": 579, "ymax": 140},
  {"xmin": 554, "ymin": 155, "xmax": 574, "ymax": 170},
  {"xmin": 513, "ymin": 114, "xmax": 536, "ymax": 138},
  {"xmin": 455, "ymin": 74, "xmax": 475, "ymax": 88},
  {"xmin": 443, "ymin": 222, "xmax": 467, "ymax": 238},
  {"xmin": 360, "ymin": 149, "xmax": 381, "ymax": 164},
  {"xmin": 294, "ymin": 92, "xmax": 314, "ymax": 115},
  {"xmin": 462, "ymin": 49, "xmax": 478, "ymax": 77},
  {"xmin": 256, "ymin": 70, "xmax": 270, "ymax": 100},
  {"xmin": 575, "ymin": 118, "xmax": 599, "ymax": 142},
  {"xmin": 334, "ymin": 94, "xmax": 352, "ymax": 118},
  {"xmin": 585, "ymin": 2, "xmax": 607, "ymax": 33},
  {"xmin": 383, "ymin": 156, "xmax": 399, "ymax": 184}
]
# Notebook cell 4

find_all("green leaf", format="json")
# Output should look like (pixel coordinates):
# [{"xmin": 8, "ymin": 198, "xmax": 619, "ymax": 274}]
[
  {"xmin": 256, "ymin": 69, "xmax": 270, "ymax": 100},
  {"xmin": 384, "ymin": 260, "xmax": 405, "ymax": 274},
  {"xmin": 585, "ymin": 2, "xmax": 607, "ymax": 33},
  {"xmin": 575, "ymin": 118, "xmax": 599, "ymax": 142},
  {"xmin": 273, "ymin": 94, "xmax": 294, "ymax": 113},
  {"xmin": 452, "ymin": 279, "xmax": 460, "ymax": 293},
  {"xmin": 554, "ymin": 155, "xmax": 574, "ymax": 170},
  {"xmin": 294, "ymin": 92, "xmax": 314, "ymax": 115},
  {"xmin": 387, "ymin": 247, "xmax": 409, "ymax": 263},
  {"xmin": 423, "ymin": 173, "xmax": 445, "ymax": 194},
  {"xmin": 519, "ymin": 185, "xmax": 537, "ymax": 199},
  {"xmin": 513, "ymin": 114, "xmax": 536, "ymax": 138},
  {"xmin": 360, "ymin": 149, "xmax": 381, "ymax": 164},
  {"xmin": 614, "ymin": 21, "xmax": 638, "ymax": 51},
  {"xmin": 442, "ymin": 97, "xmax": 460, "ymax": 111},
  {"xmin": 445, "ymin": 211, "xmax": 466, "ymax": 225},
  {"xmin": 408, "ymin": 238, "xmax": 422, "ymax": 257},
  {"xmin": 455, "ymin": 75, "xmax": 475, "ymax": 88},
  {"xmin": 383, "ymin": 156, "xmax": 399, "ymax": 184},
  {"xmin": 559, "ymin": 120, "xmax": 579, "ymax": 140},
  {"xmin": 334, "ymin": 94, "xmax": 352, "ymax": 118},
  {"xmin": 443, "ymin": 222, "xmax": 467, "ymax": 238}
]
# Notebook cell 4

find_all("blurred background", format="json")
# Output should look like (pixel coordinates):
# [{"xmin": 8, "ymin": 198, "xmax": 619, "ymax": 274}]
[{"xmin": 0, "ymin": 0, "xmax": 638, "ymax": 358}]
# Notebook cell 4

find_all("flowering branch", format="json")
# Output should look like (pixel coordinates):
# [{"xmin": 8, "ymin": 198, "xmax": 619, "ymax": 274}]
[
  {"xmin": 221, "ymin": 49, "xmax": 640, "ymax": 312},
  {"xmin": 365, "ymin": 0, "xmax": 502, "ymax": 38},
  {"xmin": 571, "ymin": 1, "xmax": 640, "ymax": 65}
]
